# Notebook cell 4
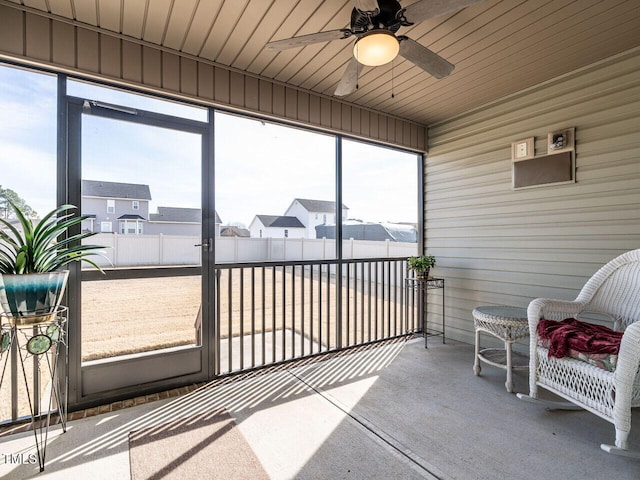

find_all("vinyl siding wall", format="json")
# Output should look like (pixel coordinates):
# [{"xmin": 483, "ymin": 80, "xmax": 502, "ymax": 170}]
[
  {"xmin": 425, "ymin": 48, "xmax": 640, "ymax": 348},
  {"xmin": 0, "ymin": 5, "xmax": 426, "ymax": 152}
]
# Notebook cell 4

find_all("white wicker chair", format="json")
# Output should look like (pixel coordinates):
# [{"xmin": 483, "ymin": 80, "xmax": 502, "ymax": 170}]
[{"xmin": 517, "ymin": 249, "xmax": 640, "ymax": 457}]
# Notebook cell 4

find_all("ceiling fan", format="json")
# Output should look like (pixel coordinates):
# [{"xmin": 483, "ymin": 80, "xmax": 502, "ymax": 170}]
[{"xmin": 266, "ymin": 0, "xmax": 482, "ymax": 96}]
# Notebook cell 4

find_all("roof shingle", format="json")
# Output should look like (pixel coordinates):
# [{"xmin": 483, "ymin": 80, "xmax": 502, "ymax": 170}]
[
  {"xmin": 82, "ymin": 180, "xmax": 152, "ymax": 200},
  {"xmin": 256, "ymin": 215, "xmax": 305, "ymax": 228}
]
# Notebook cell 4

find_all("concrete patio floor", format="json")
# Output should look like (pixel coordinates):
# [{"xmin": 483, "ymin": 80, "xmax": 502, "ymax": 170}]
[{"xmin": 1, "ymin": 336, "xmax": 639, "ymax": 479}]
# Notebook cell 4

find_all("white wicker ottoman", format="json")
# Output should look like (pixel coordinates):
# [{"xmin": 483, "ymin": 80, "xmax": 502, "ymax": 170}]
[{"xmin": 472, "ymin": 305, "xmax": 529, "ymax": 393}]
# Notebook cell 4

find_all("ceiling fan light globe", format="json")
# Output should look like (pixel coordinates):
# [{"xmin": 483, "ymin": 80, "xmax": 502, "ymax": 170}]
[{"xmin": 353, "ymin": 30, "xmax": 399, "ymax": 66}]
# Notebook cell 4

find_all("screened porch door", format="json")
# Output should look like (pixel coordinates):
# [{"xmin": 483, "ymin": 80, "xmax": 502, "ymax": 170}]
[{"xmin": 66, "ymin": 96, "xmax": 214, "ymax": 402}]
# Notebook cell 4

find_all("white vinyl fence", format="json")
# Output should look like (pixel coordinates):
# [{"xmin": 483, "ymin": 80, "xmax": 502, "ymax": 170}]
[{"xmin": 87, "ymin": 234, "xmax": 418, "ymax": 267}]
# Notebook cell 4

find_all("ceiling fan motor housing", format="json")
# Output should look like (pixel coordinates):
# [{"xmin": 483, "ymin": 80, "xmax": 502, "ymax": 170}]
[{"xmin": 351, "ymin": 0, "xmax": 403, "ymax": 35}]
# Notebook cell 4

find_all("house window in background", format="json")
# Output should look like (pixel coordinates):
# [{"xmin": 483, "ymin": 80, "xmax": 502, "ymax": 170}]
[
  {"xmin": 120, "ymin": 219, "xmax": 144, "ymax": 235},
  {"xmin": 107, "ymin": 199, "xmax": 115, "ymax": 213},
  {"xmin": 101, "ymin": 221, "xmax": 112, "ymax": 232},
  {"xmin": 132, "ymin": 200, "xmax": 139, "ymax": 210}
]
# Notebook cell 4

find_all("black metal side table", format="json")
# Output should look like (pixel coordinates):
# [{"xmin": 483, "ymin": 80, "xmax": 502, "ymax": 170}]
[{"xmin": 405, "ymin": 277, "xmax": 445, "ymax": 348}]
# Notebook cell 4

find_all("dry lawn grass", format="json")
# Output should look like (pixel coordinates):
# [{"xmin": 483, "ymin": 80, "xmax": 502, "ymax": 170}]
[
  {"xmin": 82, "ymin": 271, "xmax": 341, "ymax": 361},
  {"xmin": 82, "ymin": 270, "xmax": 412, "ymax": 361},
  {"xmin": 82, "ymin": 276, "xmax": 201, "ymax": 360}
]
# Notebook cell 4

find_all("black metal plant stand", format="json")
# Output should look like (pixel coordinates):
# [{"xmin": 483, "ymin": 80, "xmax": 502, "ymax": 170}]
[
  {"xmin": 405, "ymin": 277, "xmax": 445, "ymax": 347},
  {"xmin": 0, "ymin": 306, "xmax": 68, "ymax": 472}
]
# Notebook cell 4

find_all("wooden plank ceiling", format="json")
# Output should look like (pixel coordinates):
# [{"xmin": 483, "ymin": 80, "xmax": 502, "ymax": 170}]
[{"xmin": 6, "ymin": 0, "xmax": 640, "ymax": 126}]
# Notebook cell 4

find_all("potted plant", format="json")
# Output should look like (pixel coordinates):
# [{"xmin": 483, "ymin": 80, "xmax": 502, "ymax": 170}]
[
  {"xmin": 407, "ymin": 255, "xmax": 436, "ymax": 279},
  {"xmin": 0, "ymin": 200, "xmax": 107, "ymax": 324}
]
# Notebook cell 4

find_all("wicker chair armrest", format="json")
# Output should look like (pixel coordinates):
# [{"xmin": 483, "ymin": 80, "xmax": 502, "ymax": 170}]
[
  {"xmin": 527, "ymin": 297, "xmax": 586, "ymax": 335},
  {"xmin": 526, "ymin": 298, "xmax": 587, "ymax": 397}
]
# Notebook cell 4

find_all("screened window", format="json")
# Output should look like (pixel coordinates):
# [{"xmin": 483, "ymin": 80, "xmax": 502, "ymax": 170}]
[
  {"xmin": 341, "ymin": 139, "xmax": 419, "ymax": 259},
  {"xmin": 0, "ymin": 64, "xmax": 57, "ymax": 216},
  {"xmin": 0, "ymin": 64, "xmax": 58, "ymax": 423},
  {"xmin": 215, "ymin": 112, "xmax": 336, "ymax": 262}
]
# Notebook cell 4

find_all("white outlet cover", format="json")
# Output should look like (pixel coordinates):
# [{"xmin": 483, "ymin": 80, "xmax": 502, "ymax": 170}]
[{"xmin": 512, "ymin": 137, "xmax": 534, "ymax": 160}]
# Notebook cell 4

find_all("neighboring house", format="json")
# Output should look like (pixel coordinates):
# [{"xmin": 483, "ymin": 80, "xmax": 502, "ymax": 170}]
[
  {"xmin": 220, "ymin": 225, "xmax": 250, "ymax": 237},
  {"xmin": 82, "ymin": 180, "xmax": 151, "ymax": 234},
  {"xmin": 147, "ymin": 207, "xmax": 221, "ymax": 236},
  {"xmin": 315, "ymin": 220, "xmax": 418, "ymax": 243},
  {"xmin": 248, "ymin": 215, "xmax": 306, "ymax": 239},
  {"xmin": 82, "ymin": 180, "xmax": 222, "ymax": 236},
  {"xmin": 284, "ymin": 198, "xmax": 349, "ymax": 239}
]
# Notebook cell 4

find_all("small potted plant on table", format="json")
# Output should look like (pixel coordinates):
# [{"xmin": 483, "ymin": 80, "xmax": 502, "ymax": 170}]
[
  {"xmin": 407, "ymin": 255, "xmax": 436, "ymax": 280},
  {"xmin": 0, "ymin": 200, "xmax": 107, "ymax": 324}
]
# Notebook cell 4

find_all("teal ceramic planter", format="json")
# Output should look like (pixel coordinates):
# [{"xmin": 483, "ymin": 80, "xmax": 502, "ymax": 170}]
[{"xmin": 0, "ymin": 271, "xmax": 69, "ymax": 324}]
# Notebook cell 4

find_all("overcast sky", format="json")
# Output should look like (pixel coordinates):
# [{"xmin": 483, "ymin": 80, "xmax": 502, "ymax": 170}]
[{"xmin": 1, "ymin": 65, "xmax": 418, "ymax": 227}]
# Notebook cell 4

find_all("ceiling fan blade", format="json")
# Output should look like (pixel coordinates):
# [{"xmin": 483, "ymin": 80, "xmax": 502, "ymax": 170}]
[
  {"xmin": 402, "ymin": 0, "xmax": 484, "ymax": 24},
  {"xmin": 398, "ymin": 37, "xmax": 454, "ymax": 79},
  {"xmin": 352, "ymin": 0, "xmax": 379, "ymax": 15},
  {"xmin": 266, "ymin": 29, "xmax": 352, "ymax": 51},
  {"xmin": 334, "ymin": 58, "xmax": 360, "ymax": 96}
]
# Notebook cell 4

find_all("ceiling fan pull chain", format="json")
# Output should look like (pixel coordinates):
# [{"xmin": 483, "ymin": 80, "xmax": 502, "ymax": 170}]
[{"xmin": 391, "ymin": 60, "xmax": 395, "ymax": 98}]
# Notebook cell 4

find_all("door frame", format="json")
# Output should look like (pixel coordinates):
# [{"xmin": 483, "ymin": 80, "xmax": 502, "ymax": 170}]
[{"xmin": 64, "ymin": 95, "xmax": 215, "ymax": 408}]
